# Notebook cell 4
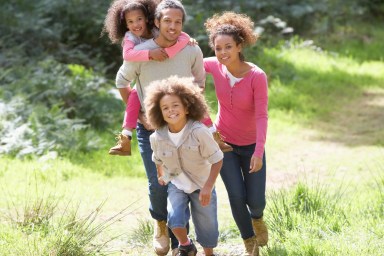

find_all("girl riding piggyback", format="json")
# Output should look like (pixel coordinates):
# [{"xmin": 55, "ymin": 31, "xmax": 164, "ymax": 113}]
[{"xmin": 102, "ymin": 0, "xmax": 192, "ymax": 156}]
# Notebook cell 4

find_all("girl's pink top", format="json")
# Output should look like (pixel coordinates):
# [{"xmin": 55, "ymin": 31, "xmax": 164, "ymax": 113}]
[
  {"xmin": 123, "ymin": 32, "xmax": 190, "ymax": 61},
  {"xmin": 204, "ymin": 57, "xmax": 268, "ymax": 158}
]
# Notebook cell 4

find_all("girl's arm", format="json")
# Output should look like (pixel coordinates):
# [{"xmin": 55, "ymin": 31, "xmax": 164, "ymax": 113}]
[
  {"xmin": 163, "ymin": 31, "xmax": 191, "ymax": 58},
  {"xmin": 123, "ymin": 37, "xmax": 150, "ymax": 61},
  {"xmin": 123, "ymin": 32, "xmax": 192, "ymax": 62}
]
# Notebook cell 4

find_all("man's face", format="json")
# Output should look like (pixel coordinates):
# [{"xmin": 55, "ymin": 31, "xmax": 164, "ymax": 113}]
[{"xmin": 155, "ymin": 8, "xmax": 183, "ymax": 43}]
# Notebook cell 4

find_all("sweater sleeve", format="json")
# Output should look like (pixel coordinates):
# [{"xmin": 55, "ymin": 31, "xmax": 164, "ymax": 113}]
[
  {"xmin": 190, "ymin": 45, "xmax": 206, "ymax": 90},
  {"xmin": 164, "ymin": 32, "xmax": 190, "ymax": 59},
  {"xmin": 253, "ymin": 72, "xmax": 269, "ymax": 158},
  {"xmin": 123, "ymin": 36, "xmax": 150, "ymax": 61},
  {"xmin": 115, "ymin": 61, "xmax": 137, "ymax": 89},
  {"xmin": 194, "ymin": 126, "xmax": 223, "ymax": 164},
  {"xmin": 150, "ymin": 134, "xmax": 163, "ymax": 165}
]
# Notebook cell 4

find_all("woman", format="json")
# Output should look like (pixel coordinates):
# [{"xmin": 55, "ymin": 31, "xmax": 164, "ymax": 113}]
[{"xmin": 204, "ymin": 12, "xmax": 269, "ymax": 256}]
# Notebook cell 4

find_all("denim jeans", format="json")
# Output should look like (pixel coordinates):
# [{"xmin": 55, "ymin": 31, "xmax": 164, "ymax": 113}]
[
  {"xmin": 220, "ymin": 143, "xmax": 266, "ymax": 240},
  {"xmin": 136, "ymin": 123, "xmax": 180, "ymax": 249},
  {"xmin": 167, "ymin": 183, "xmax": 219, "ymax": 248}
]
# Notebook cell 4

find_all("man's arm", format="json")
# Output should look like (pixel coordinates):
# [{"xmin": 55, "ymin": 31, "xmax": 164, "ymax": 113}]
[
  {"xmin": 115, "ymin": 61, "xmax": 139, "ymax": 89},
  {"xmin": 190, "ymin": 45, "xmax": 206, "ymax": 91}
]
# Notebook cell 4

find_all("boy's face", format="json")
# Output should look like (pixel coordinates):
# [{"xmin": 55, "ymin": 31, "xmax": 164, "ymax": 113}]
[
  {"xmin": 125, "ymin": 9, "xmax": 149, "ymax": 38},
  {"xmin": 160, "ymin": 94, "xmax": 188, "ymax": 133},
  {"xmin": 155, "ymin": 8, "xmax": 183, "ymax": 44}
]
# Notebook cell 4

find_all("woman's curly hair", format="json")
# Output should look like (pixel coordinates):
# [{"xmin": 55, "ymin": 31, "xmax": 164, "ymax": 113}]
[
  {"xmin": 205, "ymin": 11, "xmax": 259, "ymax": 60},
  {"xmin": 102, "ymin": 0, "xmax": 160, "ymax": 44},
  {"xmin": 144, "ymin": 76, "xmax": 209, "ymax": 129}
]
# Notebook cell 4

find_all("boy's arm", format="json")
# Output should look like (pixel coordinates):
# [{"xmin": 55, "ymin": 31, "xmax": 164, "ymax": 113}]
[
  {"xmin": 156, "ymin": 165, "xmax": 166, "ymax": 186},
  {"xmin": 199, "ymin": 160, "xmax": 223, "ymax": 207}
]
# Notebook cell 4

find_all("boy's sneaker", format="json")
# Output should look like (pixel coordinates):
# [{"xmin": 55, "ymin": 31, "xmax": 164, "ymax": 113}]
[
  {"xmin": 213, "ymin": 131, "xmax": 233, "ymax": 153},
  {"xmin": 108, "ymin": 134, "xmax": 131, "ymax": 156},
  {"xmin": 177, "ymin": 239, "xmax": 197, "ymax": 256}
]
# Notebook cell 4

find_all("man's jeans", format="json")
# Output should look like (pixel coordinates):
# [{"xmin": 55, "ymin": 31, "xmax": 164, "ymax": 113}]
[
  {"xmin": 220, "ymin": 143, "xmax": 266, "ymax": 240},
  {"xmin": 136, "ymin": 123, "xmax": 180, "ymax": 249}
]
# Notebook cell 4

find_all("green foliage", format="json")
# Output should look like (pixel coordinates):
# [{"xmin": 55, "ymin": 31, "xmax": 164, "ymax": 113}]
[
  {"xmin": 0, "ymin": 52, "xmax": 123, "ymax": 157},
  {"xmin": 267, "ymin": 181, "xmax": 348, "ymax": 240},
  {"xmin": 128, "ymin": 218, "xmax": 153, "ymax": 247},
  {"xmin": 1, "ymin": 180, "xmax": 132, "ymax": 256}
]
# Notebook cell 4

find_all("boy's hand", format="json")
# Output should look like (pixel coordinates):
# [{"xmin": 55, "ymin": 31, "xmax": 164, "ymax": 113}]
[
  {"xmin": 199, "ymin": 185, "xmax": 212, "ymax": 207},
  {"xmin": 149, "ymin": 48, "xmax": 169, "ymax": 61}
]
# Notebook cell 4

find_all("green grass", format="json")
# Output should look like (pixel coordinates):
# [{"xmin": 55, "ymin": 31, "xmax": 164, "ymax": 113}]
[{"xmin": 1, "ymin": 20, "xmax": 384, "ymax": 255}]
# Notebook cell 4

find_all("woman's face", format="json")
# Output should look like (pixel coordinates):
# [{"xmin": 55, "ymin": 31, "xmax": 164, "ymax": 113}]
[
  {"xmin": 213, "ymin": 34, "xmax": 242, "ymax": 66},
  {"xmin": 125, "ymin": 9, "xmax": 149, "ymax": 38}
]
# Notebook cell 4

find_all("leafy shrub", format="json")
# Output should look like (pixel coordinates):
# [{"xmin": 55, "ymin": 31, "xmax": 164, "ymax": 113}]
[{"xmin": 0, "ymin": 55, "xmax": 122, "ymax": 157}]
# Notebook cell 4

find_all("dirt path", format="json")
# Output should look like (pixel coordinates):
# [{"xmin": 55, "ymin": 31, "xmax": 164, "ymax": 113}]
[{"xmin": 266, "ymin": 87, "xmax": 384, "ymax": 190}]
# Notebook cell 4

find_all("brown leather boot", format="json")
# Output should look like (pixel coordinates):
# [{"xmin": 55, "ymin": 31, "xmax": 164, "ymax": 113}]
[
  {"xmin": 153, "ymin": 220, "xmax": 170, "ymax": 255},
  {"xmin": 108, "ymin": 134, "xmax": 131, "ymax": 156},
  {"xmin": 212, "ymin": 131, "xmax": 233, "ymax": 153},
  {"xmin": 252, "ymin": 217, "xmax": 269, "ymax": 246},
  {"xmin": 243, "ymin": 236, "xmax": 259, "ymax": 256}
]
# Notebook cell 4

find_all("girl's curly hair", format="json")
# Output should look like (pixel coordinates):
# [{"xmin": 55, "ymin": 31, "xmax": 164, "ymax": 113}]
[
  {"xmin": 205, "ymin": 12, "xmax": 259, "ymax": 60},
  {"xmin": 144, "ymin": 76, "xmax": 209, "ymax": 129},
  {"xmin": 102, "ymin": 0, "xmax": 161, "ymax": 44}
]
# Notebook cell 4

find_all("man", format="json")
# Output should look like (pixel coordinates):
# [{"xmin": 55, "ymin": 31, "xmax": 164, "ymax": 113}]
[{"xmin": 115, "ymin": 1, "xmax": 205, "ymax": 255}]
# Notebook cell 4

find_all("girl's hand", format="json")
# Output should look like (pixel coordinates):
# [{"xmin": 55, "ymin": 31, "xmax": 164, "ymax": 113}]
[
  {"xmin": 199, "ymin": 185, "xmax": 212, "ymax": 207},
  {"xmin": 249, "ymin": 156, "xmax": 263, "ymax": 173},
  {"xmin": 149, "ymin": 48, "xmax": 169, "ymax": 61},
  {"xmin": 188, "ymin": 37, "xmax": 198, "ymax": 46}
]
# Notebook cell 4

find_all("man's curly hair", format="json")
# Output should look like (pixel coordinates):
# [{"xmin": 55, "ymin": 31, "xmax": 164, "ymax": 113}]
[
  {"xmin": 205, "ymin": 11, "xmax": 259, "ymax": 60},
  {"xmin": 144, "ymin": 76, "xmax": 209, "ymax": 129},
  {"xmin": 102, "ymin": 0, "xmax": 161, "ymax": 44}
]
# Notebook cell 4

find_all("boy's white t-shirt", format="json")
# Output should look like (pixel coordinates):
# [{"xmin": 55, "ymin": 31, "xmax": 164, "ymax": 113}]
[{"xmin": 167, "ymin": 125, "xmax": 200, "ymax": 194}]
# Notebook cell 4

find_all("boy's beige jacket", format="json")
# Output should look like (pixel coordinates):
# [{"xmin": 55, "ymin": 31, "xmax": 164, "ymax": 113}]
[{"xmin": 150, "ymin": 120, "xmax": 223, "ymax": 188}]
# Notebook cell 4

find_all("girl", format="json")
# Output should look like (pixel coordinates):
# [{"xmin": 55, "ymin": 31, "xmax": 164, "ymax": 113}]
[
  {"xmin": 204, "ymin": 12, "xmax": 270, "ymax": 256},
  {"xmin": 144, "ymin": 76, "xmax": 223, "ymax": 256},
  {"xmin": 102, "ymin": 0, "xmax": 191, "ymax": 156}
]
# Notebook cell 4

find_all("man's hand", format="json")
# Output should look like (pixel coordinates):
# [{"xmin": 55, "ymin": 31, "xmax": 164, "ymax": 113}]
[{"xmin": 138, "ymin": 112, "xmax": 154, "ymax": 130}]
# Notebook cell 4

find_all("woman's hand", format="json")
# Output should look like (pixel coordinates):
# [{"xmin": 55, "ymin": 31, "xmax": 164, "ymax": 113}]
[{"xmin": 249, "ymin": 155, "xmax": 263, "ymax": 173}]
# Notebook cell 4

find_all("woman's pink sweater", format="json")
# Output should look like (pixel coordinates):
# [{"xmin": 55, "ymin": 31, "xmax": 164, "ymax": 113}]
[{"xmin": 204, "ymin": 57, "xmax": 268, "ymax": 158}]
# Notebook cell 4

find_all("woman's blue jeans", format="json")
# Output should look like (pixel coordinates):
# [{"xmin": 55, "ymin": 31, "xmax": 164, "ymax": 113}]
[
  {"xmin": 136, "ymin": 123, "xmax": 180, "ymax": 249},
  {"xmin": 220, "ymin": 143, "xmax": 266, "ymax": 240}
]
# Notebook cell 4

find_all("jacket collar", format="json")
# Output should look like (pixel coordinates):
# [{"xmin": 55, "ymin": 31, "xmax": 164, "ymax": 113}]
[{"xmin": 155, "ymin": 119, "xmax": 203, "ymax": 145}]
